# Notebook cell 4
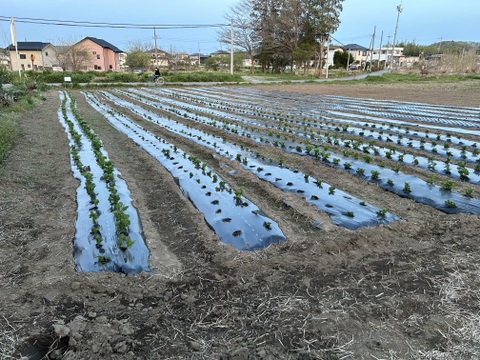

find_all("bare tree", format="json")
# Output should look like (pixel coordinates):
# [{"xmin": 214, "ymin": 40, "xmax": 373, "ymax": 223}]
[
  {"xmin": 70, "ymin": 41, "xmax": 94, "ymax": 71},
  {"xmin": 251, "ymin": 0, "xmax": 284, "ymax": 72},
  {"xmin": 225, "ymin": 0, "xmax": 344, "ymax": 75},
  {"xmin": 53, "ymin": 36, "xmax": 93, "ymax": 71},
  {"xmin": 276, "ymin": 0, "xmax": 307, "ymax": 73},
  {"xmin": 218, "ymin": 0, "xmax": 258, "ymax": 73}
]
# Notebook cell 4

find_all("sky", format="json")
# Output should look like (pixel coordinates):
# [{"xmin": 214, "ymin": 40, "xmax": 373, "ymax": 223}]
[{"xmin": 1, "ymin": 0, "xmax": 479, "ymax": 54}]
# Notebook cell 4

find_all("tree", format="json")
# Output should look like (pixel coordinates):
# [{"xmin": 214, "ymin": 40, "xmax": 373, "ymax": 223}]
[
  {"xmin": 125, "ymin": 42, "xmax": 152, "ymax": 72},
  {"xmin": 52, "ymin": 36, "xmax": 92, "ymax": 71},
  {"xmin": 333, "ymin": 50, "xmax": 353, "ymax": 68},
  {"xmin": 304, "ymin": 0, "xmax": 345, "ymax": 77},
  {"xmin": 276, "ymin": 0, "xmax": 309, "ymax": 74},
  {"xmin": 218, "ymin": 0, "xmax": 259, "ymax": 73},
  {"xmin": 292, "ymin": 42, "xmax": 313, "ymax": 74},
  {"xmin": 251, "ymin": 0, "xmax": 283, "ymax": 72},
  {"xmin": 70, "ymin": 42, "xmax": 93, "ymax": 71},
  {"xmin": 230, "ymin": 0, "xmax": 344, "ymax": 75},
  {"xmin": 204, "ymin": 53, "xmax": 243, "ymax": 71}
]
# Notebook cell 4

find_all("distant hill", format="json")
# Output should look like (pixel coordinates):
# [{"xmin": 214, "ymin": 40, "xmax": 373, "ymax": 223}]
[{"xmin": 397, "ymin": 40, "xmax": 480, "ymax": 56}]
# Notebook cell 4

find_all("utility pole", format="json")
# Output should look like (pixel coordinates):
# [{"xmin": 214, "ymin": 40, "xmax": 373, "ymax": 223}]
[
  {"xmin": 325, "ymin": 36, "xmax": 330, "ymax": 79},
  {"xmin": 153, "ymin": 27, "xmax": 159, "ymax": 68},
  {"xmin": 378, "ymin": 31, "xmax": 383, "ymax": 69},
  {"xmin": 198, "ymin": 43, "xmax": 201, "ymax": 68},
  {"xmin": 10, "ymin": 17, "xmax": 21, "ymax": 77},
  {"xmin": 390, "ymin": 4, "xmax": 403, "ymax": 69},
  {"xmin": 346, "ymin": 46, "xmax": 351, "ymax": 71},
  {"xmin": 386, "ymin": 34, "xmax": 392, "ymax": 67},
  {"xmin": 437, "ymin": 37, "xmax": 443, "ymax": 54},
  {"xmin": 367, "ymin": 26, "xmax": 376, "ymax": 71},
  {"xmin": 230, "ymin": 18, "xmax": 234, "ymax": 75}
]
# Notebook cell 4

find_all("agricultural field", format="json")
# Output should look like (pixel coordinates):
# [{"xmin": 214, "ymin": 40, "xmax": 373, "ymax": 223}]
[{"xmin": 1, "ymin": 79, "xmax": 480, "ymax": 359}]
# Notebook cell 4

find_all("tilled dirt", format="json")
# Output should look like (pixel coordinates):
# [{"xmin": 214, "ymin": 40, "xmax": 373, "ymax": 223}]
[{"xmin": 1, "ymin": 80, "xmax": 480, "ymax": 359}]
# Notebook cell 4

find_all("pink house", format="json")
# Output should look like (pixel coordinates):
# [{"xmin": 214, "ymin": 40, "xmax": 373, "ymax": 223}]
[{"xmin": 74, "ymin": 37, "xmax": 123, "ymax": 71}]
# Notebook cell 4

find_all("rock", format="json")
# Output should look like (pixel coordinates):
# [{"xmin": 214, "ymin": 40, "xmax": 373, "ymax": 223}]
[
  {"xmin": 70, "ymin": 282, "xmax": 81, "ymax": 290},
  {"xmin": 256, "ymin": 348, "xmax": 267, "ymax": 358},
  {"xmin": 68, "ymin": 337, "xmax": 77, "ymax": 348},
  {"xmin": 119, "ymin": 323, "xmax": 134, "ymax": 335},
  {"xmin": 53, "ymin": 324, "xmax": 70, "ymax": 338},
  {"xmin": 49, "ymin": 349, "xmax": 63, "ymax": 359},
  {"xmin": 87, "ymin": 311, "xmax": 97, "ymax": 319},
  {"xmin": 96, "ymin": 315, "xmax": 108, "ymax": 324},
  {"xmin": 188, "ymin": 340, "xmax": 201, "ymax": 351},
  {"xmin": 114, "ymin": 341, "xmax": 129, "ymax": 354}
]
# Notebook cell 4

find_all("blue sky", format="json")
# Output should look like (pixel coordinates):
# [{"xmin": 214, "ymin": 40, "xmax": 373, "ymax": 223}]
[{"xmin": 1, "ymin": 0, "xmax": 478, "ymax": 53}]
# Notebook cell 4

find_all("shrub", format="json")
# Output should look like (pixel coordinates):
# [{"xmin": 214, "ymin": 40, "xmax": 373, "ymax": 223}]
[
  {"xmin": 166, "ymin": 71, "xmax": 243, "ymax": 83},
  {"xmin": 100, "ymin": 72, "xmax": 138, "ymax": 83},
  {"xmin": 0, "ymin": 114, "xmax": 17, "ymax": 164},
  {"xmin": 445, "ymin": 199, "xmax": 457, "ymax": 208},
  {"xmin": 440, "ymin": 179, "xmax": 455, "ymax": 191}
]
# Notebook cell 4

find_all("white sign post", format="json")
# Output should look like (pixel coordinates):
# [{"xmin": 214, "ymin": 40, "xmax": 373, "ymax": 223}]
[{"xmin": 10, "ymin": 17, "xmax": 21, "ymax": 77}]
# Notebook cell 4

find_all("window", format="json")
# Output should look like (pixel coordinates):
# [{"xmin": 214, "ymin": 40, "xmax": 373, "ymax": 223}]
[
  {"xmin": 20, "ymin": 54, "xmax": 26, "ymax": 59},
  {"xmin": 96, "ymin": 54, "xmax": 100, "ymax": 59},
  {"xmin": 45, "ymin": 52, "xmax": 49, "ymax": 56},
  {"xmin": 93, "ymin": 51, "xmax": 96, "ymax": 55},
  {"xmin": 109, "ymin": 65, "xmax": 113, "ymax": 70}
]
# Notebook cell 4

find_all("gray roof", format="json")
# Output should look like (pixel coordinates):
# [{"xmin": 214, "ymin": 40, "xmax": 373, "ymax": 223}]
[
  {"xmin": 6, "ymin": 42, "xmax": 50, "ymax": 51},
  {"xmin": 83, "ymin": 37, "xmax": 123, "ymax": 53},
  {"xmin": 343, "ymin": 44, "xmax": 369, "ymax": 51}
]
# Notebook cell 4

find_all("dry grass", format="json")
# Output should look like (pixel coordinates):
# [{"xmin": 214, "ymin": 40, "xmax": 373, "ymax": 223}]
[
  {"xmin": 423, "ymin": 51, "xmax": 480, "ymax": 75},
  {"xmin": 0, "ymin": 316, "xmax": 18, "ymax": 360},
  {"xmin": 417, "ymin": 251, "xmax": 480, "ymax": 359}
]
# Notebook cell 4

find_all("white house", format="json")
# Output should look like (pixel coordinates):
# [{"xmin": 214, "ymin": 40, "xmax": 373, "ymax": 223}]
[
  {"xmin": 6, "ymin": 42, "xmax": 59, "ymax": 71},
  {"xmin": 371, "ymin": 47, "xmax": 405, "ymax": 67}
]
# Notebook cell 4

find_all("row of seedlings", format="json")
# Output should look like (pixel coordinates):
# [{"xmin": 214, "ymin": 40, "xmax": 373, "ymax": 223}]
[
  {"xmin": 156, "ymin": 87, "xmax": 480, "ymax": 176},
  {"xmin": 113, "ymin": 88, "xmax": 480, "ymax": 214},
  {"xmin": 83, "ymin": 91, "xmax": 286, "ymax": 250},
  {"xmin": 140, "ymin": 87, "xmax": 480, "ymax": 213},
  {"xmin": 96, "ymin": 90, "xmax": 399, "ymax": 229},
  {"xmin": 59, "ymin": 91, "xmax": 149, "ymax": 273}
]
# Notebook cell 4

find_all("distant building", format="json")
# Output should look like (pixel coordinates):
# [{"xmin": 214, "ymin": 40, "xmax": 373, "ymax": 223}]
[
  {"xmin": 343, "ymin": 44, "xmax": 369, "ymax": 67},
  {"xmin": 146, "ymin": 48, "xmax": 170, "ymax": 68},
  {"xmin": 325, "ymin": 45, "xmax": 344, "ymax": 68},
  {"xmin": 338, "ymin": 44, "xmax": 406, "ymax": 68},
  {"xmin": 6, "ymin": 42, "xmax": 58, "ymax": 71},
  {"xmin": 188, "ymin": 53, "xmax": 209, "ymax": 66},
  {"xmin": 371, "ymin": 47, "xmax": 405, "ymax": 67},
  {"xmin": 74, "ymin": 37, "xmax": 123, "ymax": 71}
]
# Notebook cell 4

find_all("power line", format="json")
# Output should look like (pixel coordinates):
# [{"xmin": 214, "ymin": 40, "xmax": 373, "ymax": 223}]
[{"xmin": 0, "ymin": 16, "xmax": 228, "ymax": 30}]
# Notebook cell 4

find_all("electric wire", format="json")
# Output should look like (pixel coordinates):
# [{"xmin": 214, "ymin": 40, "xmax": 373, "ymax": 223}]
[{"xmin": 0, "ymin": 16, "xmax": 229, "ymax": 30}]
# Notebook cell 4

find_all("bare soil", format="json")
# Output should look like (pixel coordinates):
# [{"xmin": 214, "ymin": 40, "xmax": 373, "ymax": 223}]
[{"xmin": 1, "ymin": 80, "xmax": 480, "ymax": 360}]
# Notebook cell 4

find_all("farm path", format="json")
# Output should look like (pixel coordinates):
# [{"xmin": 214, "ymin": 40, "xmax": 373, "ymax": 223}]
[{"xmin": 0, "ymin": 80, "xmax": 479, "ymax": 359}]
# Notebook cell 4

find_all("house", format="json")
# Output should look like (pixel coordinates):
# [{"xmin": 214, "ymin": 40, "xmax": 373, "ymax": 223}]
[
  {"xmin": 188, "ymin": 53, "xmax": 209, "ymax": 66},
  {"xmin": 371, "ymin": 47, "xmax": 405, "ymax": 67},
  {"xmin": 169, "ymin": 51, "xmax": 191, "ymax": 69},
  {"xmin": 74, "ymin": 37, "xmax": 123, "ymax": 71},
  {"xmin": 6, "ymin": 42, "xmax": 58, "ymax": 71},
  {"xmin": 325, "ymin": 45, "xmax": 344, "ymax": 68},
  {"xmin": 343, "ymin": 44, "xmax": 369, "ymax": 67},
  {"xmin": 146, "ymin": 48, "xmax": 170, "ymax": 68}
]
